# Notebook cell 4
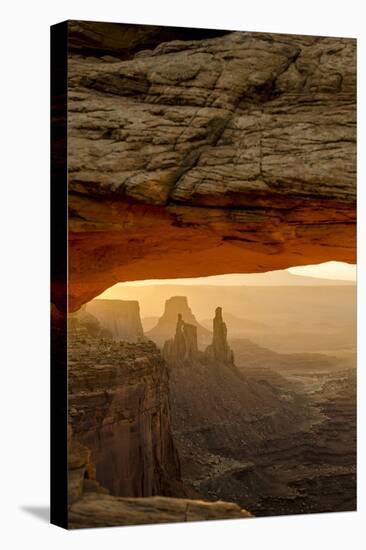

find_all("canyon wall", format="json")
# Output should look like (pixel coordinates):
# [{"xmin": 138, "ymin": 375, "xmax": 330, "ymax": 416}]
[
  {"xmin": 67, "ymin": 422, "xmax": 251, "ymax": 528},
  {"xmin": 67, "ymin": 305, "xmax": 254, "ymax": 525},
  {"xmin": 68, "ymin": 322, "xmax": 182, "ymax": 498}
]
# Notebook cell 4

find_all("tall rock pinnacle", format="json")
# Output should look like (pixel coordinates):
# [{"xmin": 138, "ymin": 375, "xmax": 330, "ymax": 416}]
[
  {"xmin": 163, "ymin": 314, "xmax": 199, "ymax": 365},
  {"xmin": 205, "ymin": 307, "xmax": 234, "ymax": 365}
]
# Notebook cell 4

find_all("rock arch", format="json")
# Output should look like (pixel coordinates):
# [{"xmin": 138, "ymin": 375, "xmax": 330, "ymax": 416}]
[{"xmin": 64, "ymin": 26, "xmax": 356, "ymax": 311}]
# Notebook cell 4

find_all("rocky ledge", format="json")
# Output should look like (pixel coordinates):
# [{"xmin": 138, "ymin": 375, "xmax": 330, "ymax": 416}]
[{"xmin": 69, "ymin": 494, "xmax": 251, "ymax": 529}]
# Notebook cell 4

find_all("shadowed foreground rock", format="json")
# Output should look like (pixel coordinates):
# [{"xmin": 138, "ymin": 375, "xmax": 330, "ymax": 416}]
[
  {"xmin": 68, "ymin": 322, "xmax": 181, "ymax": 498},
  {"xmin": 69, "ymin": 494, "xmax": 251, "ymax": 529},
  {"xmin": 63, "ymin": 24, "xmax": 356, "ymax": 311},
  {"xmin": 68, "ymin": 415, "xmax": 251, "ymax": 529}
]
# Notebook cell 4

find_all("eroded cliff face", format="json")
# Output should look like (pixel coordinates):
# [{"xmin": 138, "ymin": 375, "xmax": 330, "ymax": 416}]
[
  {"xmin": 68, "ymin": 323, "xmax": 181, "ymax": 498},
  {"xmin": 64, "ymin": 25, "xmax": 356, "ymax": 311},
  {"xmin": 67, "ymin": 423, "xmax": 251, "ymax": 529}
]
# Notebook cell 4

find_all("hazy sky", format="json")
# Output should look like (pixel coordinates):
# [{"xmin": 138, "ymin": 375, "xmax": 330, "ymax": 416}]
[
  {"xmin": 98, "ymin": 261, "xmax": 356, "ymax": 292},
  {"xmin": 288, "ymin": 261, "xmax": 356, "ymax": 281}
]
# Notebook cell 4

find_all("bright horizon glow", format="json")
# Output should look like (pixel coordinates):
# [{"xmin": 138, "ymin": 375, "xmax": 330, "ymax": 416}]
[
  {"xmin": 288, "ymin": 261, "xmax": 356, "ymax": 281},
  {"xmin": 99, "ymin": 261, "xmax": 356, "ymax": 290}
]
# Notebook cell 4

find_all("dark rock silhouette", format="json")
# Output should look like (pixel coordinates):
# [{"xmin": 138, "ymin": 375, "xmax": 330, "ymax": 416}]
[
  {"xmin": 163, "ymin": 306, "xmax": 234, "ymax": 367},
  {"xmin": 68, "ymin": 21, "xmax": 229, "ymax": 60},
  {"xmin": 163, "ymin": 314, "xmax": 199, "ymax": 364},
  {"xmin": 205, "ymin": 307, "xmax": 234, "ymax": 365},
  {"xmin": 67, "ymin": 422, "xmax": 251, "ymax": 528}
]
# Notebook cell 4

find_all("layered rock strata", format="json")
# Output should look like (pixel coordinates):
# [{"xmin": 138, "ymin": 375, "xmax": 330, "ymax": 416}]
[{"xmin": 68, "ymin": 323, "xmax": 181, "ymax": 498}]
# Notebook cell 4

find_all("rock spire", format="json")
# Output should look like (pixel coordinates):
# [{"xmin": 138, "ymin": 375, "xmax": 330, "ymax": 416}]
[{"xmin": 205, "ymin": 307, "xmax": 234, "ymax": 365}]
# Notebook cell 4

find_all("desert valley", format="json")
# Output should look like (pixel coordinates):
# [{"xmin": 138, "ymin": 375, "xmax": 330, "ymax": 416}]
[{"xmin": 67, "ymin": 270, "xmax": 356, "ymax": 526}]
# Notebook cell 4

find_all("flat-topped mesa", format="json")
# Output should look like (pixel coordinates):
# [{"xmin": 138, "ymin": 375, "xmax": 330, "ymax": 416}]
[
  {"xmin": 147, "ymin": 296, "xmax": 211, "ymax": 348},
  {"xmin": 205, "ymin": 307, "xmax": 234, "ymax": 365},
  {"xmin": 163, "ymin": 297, "xmax": 196, "ymax": 324},
  {"xmin": 163, "ymin": 314, "xmax": 199, "ymax": 365},
  {"xmin": 86, "ymin": 299, "xmax": 145, "ymax": 343}
]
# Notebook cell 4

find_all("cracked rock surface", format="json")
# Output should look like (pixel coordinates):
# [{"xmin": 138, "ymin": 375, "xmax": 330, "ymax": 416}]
[
  {"xmin": 69, "ymin": 30, "xmax": 355, "ymax": 206},
  {"xmin": 63, "ymin": 23, "xmax": 356, "ymax": 311}
]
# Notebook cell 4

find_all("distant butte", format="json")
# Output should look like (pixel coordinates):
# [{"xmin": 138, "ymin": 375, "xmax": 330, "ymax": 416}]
[{"xmin": 147, "ymin": 296, "xmax": 211, "ymax": 347}]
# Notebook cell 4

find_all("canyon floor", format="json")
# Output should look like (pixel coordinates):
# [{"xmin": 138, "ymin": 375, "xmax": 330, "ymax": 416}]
[{"xmin": 169, "ymin": 350, "xmax": 356, "ymax": 517}]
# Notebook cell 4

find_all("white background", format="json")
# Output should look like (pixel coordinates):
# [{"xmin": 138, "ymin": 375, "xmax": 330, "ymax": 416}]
[{"xmin": 1, "ymin": 1, "xmax": 364, "ymax": 548}]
